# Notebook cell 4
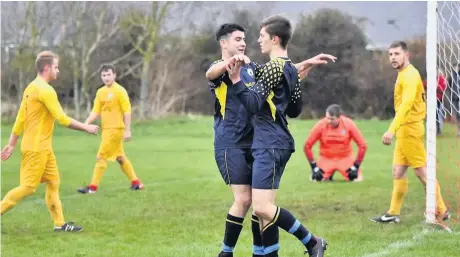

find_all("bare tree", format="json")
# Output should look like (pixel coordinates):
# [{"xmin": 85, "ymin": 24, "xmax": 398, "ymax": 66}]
[{"xmin": 121, "ymin": 1, "xmax": 173, "ymax": 119}]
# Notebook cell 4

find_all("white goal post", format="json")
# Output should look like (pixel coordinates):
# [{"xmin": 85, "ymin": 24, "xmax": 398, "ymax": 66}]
[{"xmin": 425, "ymin": 0, "xmax": 437, "ymax": 224}]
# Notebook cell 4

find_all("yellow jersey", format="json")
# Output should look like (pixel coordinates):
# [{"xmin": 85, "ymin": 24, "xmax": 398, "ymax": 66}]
[
  {"xmin": 92, "ymin": 82, "xmax": 131, "ymax": 129},
  {"xmin": 388, "ymin": 64, "xmax": 426, "ymax": 138},
  {"xmin": 12, "ymin": 76, "xmax": 72, "ymax": 152}
]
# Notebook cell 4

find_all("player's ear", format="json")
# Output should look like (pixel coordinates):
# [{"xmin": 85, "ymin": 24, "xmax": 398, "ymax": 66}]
[{"xmin": 272, "ymin": 35, "xmax": 280, "ymax": 45}]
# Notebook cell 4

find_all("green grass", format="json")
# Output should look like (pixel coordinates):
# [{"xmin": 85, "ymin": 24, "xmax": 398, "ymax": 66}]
[{"xmin": 1, "ymin": 116, "xmax": 459, "ymax": 257}]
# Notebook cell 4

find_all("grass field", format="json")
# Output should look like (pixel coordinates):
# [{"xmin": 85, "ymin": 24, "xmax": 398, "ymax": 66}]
[{"xmin": 1, "ymin": 116, "xmax": 459, "ymax": 257}]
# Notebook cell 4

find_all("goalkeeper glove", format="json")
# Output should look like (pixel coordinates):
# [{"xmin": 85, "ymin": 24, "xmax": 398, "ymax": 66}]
[
  {"xmin": 310, "ymin": 161, "xmax": 324, "ymax": 181},
  {"xmin": 347, "ymin": 162, "xmax": 360, "ymax": 181}
]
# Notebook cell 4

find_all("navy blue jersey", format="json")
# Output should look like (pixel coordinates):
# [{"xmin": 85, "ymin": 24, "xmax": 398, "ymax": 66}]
[
  {"xmin": 208, "ymin": 60, "xmax": 262, "ymax": 149},
  {"xmin": 233, "ymin": 57, "xmax": 303, "ymax": 151}
]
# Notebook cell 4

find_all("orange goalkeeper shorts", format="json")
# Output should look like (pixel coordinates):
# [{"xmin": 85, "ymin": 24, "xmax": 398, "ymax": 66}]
[{"xmin": 317, "ymin": 154, "xmax": 361, "ymax": 181}]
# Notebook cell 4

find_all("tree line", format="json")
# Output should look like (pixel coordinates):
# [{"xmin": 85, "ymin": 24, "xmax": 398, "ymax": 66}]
[{"xmin": 1, "ymin": 1, "xmax": 429, "ymax": 121}]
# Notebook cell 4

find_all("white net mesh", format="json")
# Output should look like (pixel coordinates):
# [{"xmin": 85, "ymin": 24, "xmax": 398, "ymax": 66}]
[{"xmin": 435, "ymin": 0, "xmax": 460, "ymax": 224}]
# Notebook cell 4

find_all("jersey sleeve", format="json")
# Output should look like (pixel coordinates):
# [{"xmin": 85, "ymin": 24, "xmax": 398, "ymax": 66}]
[
  {"xmin": 39, "ymin": 88, "xmax": 72, "ymax": 126},
  {"xmin": 252, "ymin": 61, "xmax": 264, "ymax": 80},
  {"xmin": 12, "ymin": 96, "xmax": 26, "ymax": 136},
  {"xmin": 233, "ymin": 60, "xmax": 284, "ymax": 114},
  {"xmin": 287, "ymin": 73, "xmax": 303, "ymax": 118},
  {"xmin": 347, "ymin": 119, "xmax": 367, "ymax": 164},
  {"xmin": 388, "ymin": 72, "xmax": 419, "ymax": 134},
  {"xmin": 207, "ymin": 59, "xmax": 226, "ymax": 88},
  {"xmin": 92, "ymin": 90, "xmax": 101, "ymax": 114},
  {"xmin": 303, "ymin": 120, "xmax": 323, "ymax": 162},
  {"xmin": 118, "ymin": 88, "xmax": 131, "ymax": 114}
]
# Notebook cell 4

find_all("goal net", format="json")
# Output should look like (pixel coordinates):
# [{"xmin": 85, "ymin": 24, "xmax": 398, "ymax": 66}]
[{"xmin": 426, "ymin": 1, "xmax": 460, "ymax": 229}]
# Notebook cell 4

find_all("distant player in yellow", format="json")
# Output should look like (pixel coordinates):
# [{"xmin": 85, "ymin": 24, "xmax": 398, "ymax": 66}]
[
  {"xmin": 77, "ymin": 64, "xmax": 144, "ymax": 194},
  {"xmin": 371, "ymin": 41, "xmax": 450, "ymax": 224},
  {"xmin": 0, "ymin": 51, "xmax": 99, "ymax": 232}
]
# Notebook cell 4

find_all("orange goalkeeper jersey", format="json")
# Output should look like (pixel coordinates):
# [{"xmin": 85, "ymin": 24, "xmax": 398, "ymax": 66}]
[
  {"xmin": 388, "ymin": 64, "xmax": 426, "ymax": 138},
  {"xmin": 304, "ymin": 116, "xmax": 367, "ymax": 163},
  {"xmin": 92, "ymin": 82, "xmax": 131, "ymax": 130},
  {"xmin": 12, "ymin": 76, "xmax": 72, "ymax": 152}
]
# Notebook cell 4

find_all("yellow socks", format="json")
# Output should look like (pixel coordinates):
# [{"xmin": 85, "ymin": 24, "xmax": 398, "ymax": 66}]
[
  {"xmin": 1, "ymin": 186, "xmax": 36, "ymax": 214},
  {"xmin": 90, "ymin": 159, "xmax": 108, "ymax": 190},
  {"xmin": 388, "ymin": 178, "xmax": 409, "ymax": 215},
  {"xmin": 420, "ymin": 178, "xmax": 448, "ymax": 216},
  {"xmin": 45, "ymin": 182, "xmax": 65, "ymax": 226},
  {"xmin": 119, "ymin": 158, "xmax": 138, "ymax": 182}
]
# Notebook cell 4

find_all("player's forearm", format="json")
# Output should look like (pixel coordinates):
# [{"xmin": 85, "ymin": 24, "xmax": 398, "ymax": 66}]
[
  {"xmin": 85, "ymin": 112, "xmax": 99, "ymax": 124},
  {"xmin": 355, "ymin": 143, "xmax": 367, "ymax": 164},
  {"xmin": 304, "ymin": 144, "xmax": 315, "ymax": 162},
  {"xmin": 233, "ymin": 80, "xmax": 266, "ymax": 114},
  {"xmin": 206, "ymin": 60, "xmax": 229, "ymax": 80},
  {"xmin": 123, "ymin": 113, "xmax": 132, "ymax": 132},
  {"xmin": 388, "ymin": 103, "xmax": 412, "ymax": 133},
  {"xmin": 7, "ymin": 133, "xmax": 19, "ymax": 148},
  {"xmin": 67, "ymin": 119, "xmax": 88, "ymax": 132}
]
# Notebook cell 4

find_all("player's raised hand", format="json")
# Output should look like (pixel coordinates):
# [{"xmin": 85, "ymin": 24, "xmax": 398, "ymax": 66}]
[
  {"xmin": 382, "ymin": 131, "xmax": 394, "ymax": 145},
  {"xmin": 227, "ymin": 60, "xmax": 243, "ymax": 83},
  {"xmin": 308, "ymin": 53, "xmax": 337, "ymax": 65},
  {"xmin": 1, "ymin": 144, "xmax": 15, "ymax": 161},
  {"xmin": 85, "ymin": 124, "xmax": 99, "ymax": 135},
  {"xmin": 124, "ymin": 130, "xmax": 131, "ymax": 142}
]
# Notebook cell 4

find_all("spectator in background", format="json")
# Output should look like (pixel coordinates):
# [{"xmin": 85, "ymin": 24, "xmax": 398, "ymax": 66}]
[
  {"xmin": 423, "ymin": 69, "xmax": 447, "ymax": 136},
  {"xmin": 303, "ymin": 104, "xmax": 367, "ymax": 182},
  {"xmin": 448, "ymin": 63, "xmax": 460, "ymax": 136}
]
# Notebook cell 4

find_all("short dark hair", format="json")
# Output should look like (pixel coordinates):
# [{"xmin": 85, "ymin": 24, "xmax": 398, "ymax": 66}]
[
  {"xmin": 389, "ymin": 41, "xmax": 409, "ymax": 51},
  {"xmin": 260, "ymin": 15, "xmax": 292, "ymax": 49},
  {"xmin": 36, "ymin": 51, "xmax": 58, "ymax": 73},
  {"xmin": 215, "ymin": 23, "xmax": 245, "ymax": 42},
  {"xmin": 326, "ymin": 104, "xmax": 342, "ymax": 117},
  {"xmin": 99, "ymin": 63, "xmax": 116, "ymax": 74}
]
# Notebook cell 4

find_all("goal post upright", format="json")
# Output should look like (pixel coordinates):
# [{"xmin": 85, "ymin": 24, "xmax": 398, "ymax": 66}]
[{"xmin": 425, "ymin": 0, "xmax": 438, "ymax": 224}]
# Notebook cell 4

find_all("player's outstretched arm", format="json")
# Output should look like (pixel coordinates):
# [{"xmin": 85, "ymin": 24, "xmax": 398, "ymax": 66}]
[
  {"xmin": 228, "ymin": 60, "xmax": 282, "ymax": 114},
  {"xmin": 295, "ymin": 53, "xmax": 337, "ymax": 80},
  {"xmin": 40, "ymin": 88, "xmax": 99, "ymax": 134}
]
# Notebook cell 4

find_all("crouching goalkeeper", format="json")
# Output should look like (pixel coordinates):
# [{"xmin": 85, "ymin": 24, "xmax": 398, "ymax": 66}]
[{"xmin": 303, "ymin": 104, "xmax": 367, "ymax": 182}]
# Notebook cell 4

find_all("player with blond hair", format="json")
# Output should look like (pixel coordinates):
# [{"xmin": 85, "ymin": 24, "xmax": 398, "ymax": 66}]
[
  {"xmin": 78, "ymin": 64, "xmax": 144, "ymax": 194},
  {"xmin": 1, "ymin": 51, "xmax": 99, "ymax": 232},
  {"xmin": 372, "ymin": 41, "xmax": 450, "ymax": 224}
]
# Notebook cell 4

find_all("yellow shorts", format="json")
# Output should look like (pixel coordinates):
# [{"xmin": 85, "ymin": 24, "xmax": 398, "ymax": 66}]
[
  {"xmin": 97, "ymin": 128, "xmax": 125, "ymax": 161},
  {"xmin": 20, "ymin": 150, "xmax": 59, "ymax": 187},
  {"xmin": 393, "ymin": 136, "xmax": 426, "ymax": 168}
]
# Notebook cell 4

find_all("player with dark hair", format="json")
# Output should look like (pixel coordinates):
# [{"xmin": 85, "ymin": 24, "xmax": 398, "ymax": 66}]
[
  {"xmin": 226, "ymin": 15, "xmax": 331, "ymax": 257},
  {"xmin": 207, "ymin": 23, "xmax": 334, "ymax": 257},
  {"xmin": 372, "ymin": 41, "xmax": 450, "ymax": 224},
  {"xmin": 78, "ymin": 64, "xmax": 144, "ymax": 194},
  {"xmin": 1, "ymin": 51, "xmax": 99, "ymax": 232}
]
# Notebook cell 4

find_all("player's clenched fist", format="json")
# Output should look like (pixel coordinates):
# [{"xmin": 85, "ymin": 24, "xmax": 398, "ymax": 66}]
[
  {"xmin": 382, "ymin": 131, "xmax": 393, "ymax": 145},
  {"xmin": 85, "ymin": 124, "xmax": 99, "ymax": 135}
]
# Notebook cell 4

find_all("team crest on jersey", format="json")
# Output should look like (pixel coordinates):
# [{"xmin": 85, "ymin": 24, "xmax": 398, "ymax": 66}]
[
  {"xmin": 341, "ymin": 129, "xmax": 346, "ymax": 135},
  {"xmin": 247, "ymin": 68, "xmax": 254, "ymax": 77},
  {"xmin": 108, "ymin": 93, "xmax": 113, "ymax": 100}
]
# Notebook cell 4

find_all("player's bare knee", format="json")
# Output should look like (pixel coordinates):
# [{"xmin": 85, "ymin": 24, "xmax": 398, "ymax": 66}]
[
  {"xmin": 116, "ymin": 156, "xmax": 124, "ymax": 164},
  {"xmin": 414, "ymin": 167, "xmax": 427, "ymax": 178},
  {"xmin": 235, "ymin": 194, "xmax": 252, "ymax": 211},
  {"xmin": 392, "ymin": 165, "xmax": 408, "ymax": 179}
]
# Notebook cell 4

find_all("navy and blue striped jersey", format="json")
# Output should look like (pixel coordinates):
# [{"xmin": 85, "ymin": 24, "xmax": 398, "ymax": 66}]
[
  {"xmin": 208, "ymin": 60, "xmax": 262, "ymax": 149},
  {"xmin": 232, "ymin": 57, "xmax": 303, "ymax": 151}
]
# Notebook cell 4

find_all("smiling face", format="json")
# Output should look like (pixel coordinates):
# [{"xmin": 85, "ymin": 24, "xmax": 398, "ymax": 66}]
[{"xmin": 221, "ymin": 30, "xmax": 246, "ymax": 56}]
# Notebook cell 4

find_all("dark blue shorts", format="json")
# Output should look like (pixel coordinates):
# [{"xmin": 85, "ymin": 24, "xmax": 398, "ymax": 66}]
[
  {"xmin": 214, "ymin": 148, "xmax": 253, "ymax": 185},
  {"xmin": 251, "ymin": 148, "xmax": 292, "ymax": 190}
]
